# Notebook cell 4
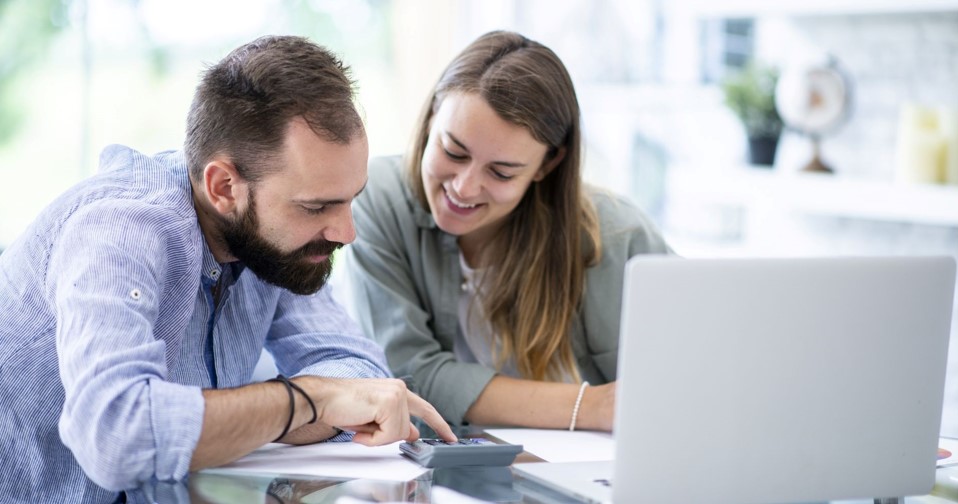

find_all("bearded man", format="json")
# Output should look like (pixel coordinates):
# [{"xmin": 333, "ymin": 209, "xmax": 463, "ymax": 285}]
[{"xmin": 0, "ymin": 35, "xmax": 453, "ymax": 504}]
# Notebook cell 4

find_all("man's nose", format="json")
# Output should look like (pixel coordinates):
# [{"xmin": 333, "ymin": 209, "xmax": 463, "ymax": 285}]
[{"xmin": 321, "ymin": 205, "xmax": 356, "ymax": 245}]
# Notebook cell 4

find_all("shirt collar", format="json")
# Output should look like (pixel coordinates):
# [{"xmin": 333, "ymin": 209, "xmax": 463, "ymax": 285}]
[
  {"xmin": 399, "ymin": 167, "xmax": 462, "ymax": 253},
  {"xmin": 199, "ymin": 239, "xmax": 223, "ymax": 284},
  {"xmin": 199, "ymin": 240, "xmax": 246, "ymax": 289},
  {"xmin": 400, "ymin": 171, "xmax": 437, "ymax": 230}
]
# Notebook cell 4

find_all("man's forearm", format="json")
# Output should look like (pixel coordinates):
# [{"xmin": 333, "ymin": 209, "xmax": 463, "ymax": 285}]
[{"xmin": 190, "ymin": 381, "xmax": 316, "ymax": 470}]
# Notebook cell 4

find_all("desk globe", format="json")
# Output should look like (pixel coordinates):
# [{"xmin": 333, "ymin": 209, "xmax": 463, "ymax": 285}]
[{"xmin": 774, "ymin": 57, "xmax": 852, "ymax": 173}]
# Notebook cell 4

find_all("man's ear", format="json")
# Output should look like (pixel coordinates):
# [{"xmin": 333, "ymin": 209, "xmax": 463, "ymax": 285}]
[
  {"xmin": 533, "ymin": 146, "xmax": 567, "ymax": 182},
  {"xmin": 203, "ymin": 160, "xmax": 246, "ymax": 215}
]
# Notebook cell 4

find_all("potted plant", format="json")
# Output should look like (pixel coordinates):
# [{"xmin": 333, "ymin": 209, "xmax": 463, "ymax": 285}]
[{"xmin": 721, "ymin": 63, "xmax": 783, "ymax": 166}]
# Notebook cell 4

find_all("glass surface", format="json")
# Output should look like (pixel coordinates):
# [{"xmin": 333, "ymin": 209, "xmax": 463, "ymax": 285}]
[
  {"xmin": 182, "ymin": 425, "xmax": 583, "ymax": 504},
  {"xmin": 177, "ymin": 429, "xmax": 958, "ymax": 504},
  {"xmin": 188, "ymin": 465, "xmax": 584, "ymax": 504},
  {"xmin": 183, "ymin": 467, "xmax": 958, "ymax": 504}
]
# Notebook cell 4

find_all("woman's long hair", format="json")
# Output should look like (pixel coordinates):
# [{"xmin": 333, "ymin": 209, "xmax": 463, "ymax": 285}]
[{"xmin": 406, "ymin": 31, "xmax": 601, "ymax": 382}]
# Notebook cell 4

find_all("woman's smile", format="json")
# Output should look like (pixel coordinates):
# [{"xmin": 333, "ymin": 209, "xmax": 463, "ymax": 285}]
[{"xmin": 443, "ymin": 186, "xmax": 483, "ymax": 216}]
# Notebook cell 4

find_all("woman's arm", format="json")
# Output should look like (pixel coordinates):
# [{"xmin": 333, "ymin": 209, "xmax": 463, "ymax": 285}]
[{"xmin": 464, "ymin": 376, "xmax": 615, "ymax": 431}]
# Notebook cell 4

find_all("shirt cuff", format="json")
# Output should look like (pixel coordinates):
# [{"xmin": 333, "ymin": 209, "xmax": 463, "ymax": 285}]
[
  {"xmin": 148, "ymin": 379, "xmax": 204, "ymax": 481},
  {"xmin": 427, "ymin": 363, "xmax": 497, "ymax": 425},
  {"xmin": 322, "ymin": 429, "xmax": 354, "ymax": 443},
  {"xmin": 296, "ymin": 357, "xmax": 390, "ymax": 380}
]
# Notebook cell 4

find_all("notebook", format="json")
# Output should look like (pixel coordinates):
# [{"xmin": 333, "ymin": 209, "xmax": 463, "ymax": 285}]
[{"xmin": 515, "ymin": 256, "xmax": 955, "ymax": 504}]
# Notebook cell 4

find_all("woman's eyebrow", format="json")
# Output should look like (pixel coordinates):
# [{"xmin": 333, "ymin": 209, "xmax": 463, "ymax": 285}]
[{"xmin": 445, "ymin": 131, "xmax": 527, "ymax": 168}]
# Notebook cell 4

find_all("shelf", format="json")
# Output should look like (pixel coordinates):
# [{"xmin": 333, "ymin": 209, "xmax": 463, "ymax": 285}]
[
  {"xmin": 675, "ymin": 0, "xmax": 958, "ymax": 18},
  {"xmin": 665, "ymin": 167, "xmax": 958, "ymax": 227}
]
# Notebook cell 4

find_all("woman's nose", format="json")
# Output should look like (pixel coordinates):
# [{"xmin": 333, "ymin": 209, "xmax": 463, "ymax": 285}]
[{"xmin": 452, "ymin": 165, "xmax": 481, "ymax": 200}]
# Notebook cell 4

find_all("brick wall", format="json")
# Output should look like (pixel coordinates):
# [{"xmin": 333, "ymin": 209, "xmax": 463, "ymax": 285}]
[{"xmin": 766, "ymin": 12, "xmax": 958, "ymax": 180}]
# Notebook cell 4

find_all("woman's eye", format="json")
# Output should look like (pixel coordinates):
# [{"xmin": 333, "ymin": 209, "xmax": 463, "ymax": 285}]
[
  {"xmin": 303, "ymin": 206, "xmax": 326, "ymax": 215},
  {"xmin": 443, "ymin": 147, "xmax": 468, "ymax": 161},
  {"xmin": 490, "ymin": 168, "xmax": 514, "ymax": 181}
]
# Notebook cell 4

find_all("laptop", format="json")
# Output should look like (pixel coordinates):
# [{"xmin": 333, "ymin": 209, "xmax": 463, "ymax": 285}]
[{"xmin": 515, "ymin": 256, "xmax": 955, "ymax": 504}]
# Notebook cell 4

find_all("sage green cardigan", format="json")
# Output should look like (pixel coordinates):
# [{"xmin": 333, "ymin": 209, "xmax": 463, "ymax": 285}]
[{"xmin": 345, "ymin": 156, "xmax": 672, "ymax": 424}]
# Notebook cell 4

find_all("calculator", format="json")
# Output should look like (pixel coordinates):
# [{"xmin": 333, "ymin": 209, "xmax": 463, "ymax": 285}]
[{"xmin": 399, "ymin": 438, "xmax": 523, "ymax": 468}]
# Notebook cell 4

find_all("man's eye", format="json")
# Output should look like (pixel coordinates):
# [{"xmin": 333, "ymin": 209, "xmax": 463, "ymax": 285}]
[{"xmin": 303, "ymin": 206, "xmax": 326, "ymax": 215}]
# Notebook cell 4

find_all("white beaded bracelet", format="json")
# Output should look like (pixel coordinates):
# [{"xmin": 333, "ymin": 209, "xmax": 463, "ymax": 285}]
[{"xmin": 569, "ymin": 381, "xmax": 590, "ymax": 431}]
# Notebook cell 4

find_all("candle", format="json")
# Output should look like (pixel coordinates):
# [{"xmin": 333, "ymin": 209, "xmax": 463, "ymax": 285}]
[
  {"xmin": 895, "ymin": 104, "xmax": 947, "ymax": 184},
  {"xmin": 939, "ymin": 107, "xmax": 958, "ymax": 185}
]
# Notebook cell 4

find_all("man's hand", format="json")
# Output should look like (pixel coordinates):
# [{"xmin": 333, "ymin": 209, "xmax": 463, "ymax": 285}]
[
  {"xmin": 191, "ymin": 377, "xmax": 454, "ymax": 471},
  {"xmin": 291, "ymin": 377, "xmax": 457, "ymax": 445}
]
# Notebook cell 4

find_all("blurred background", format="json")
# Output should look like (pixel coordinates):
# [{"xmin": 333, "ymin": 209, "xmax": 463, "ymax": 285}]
[{"xmin": 1, "ymin": 0, "xmax": 957, "ymax": 433}]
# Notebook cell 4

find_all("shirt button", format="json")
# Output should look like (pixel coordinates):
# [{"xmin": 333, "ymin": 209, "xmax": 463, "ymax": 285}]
[
  {"xmin": 210, "ymin": 269, "xmax": 220, "ymax": 279},
  {"xmin": 129, "ymin": 289, "xmax": 141, "ymax": 300}
]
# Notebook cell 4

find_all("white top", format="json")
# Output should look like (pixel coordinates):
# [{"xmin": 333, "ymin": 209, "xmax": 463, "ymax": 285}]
[
  {"xmin": 453, "ymin": 252, "xmax": 519, "ymax": 377},
  {"xmin": 454, "ymin": 252, "xmax": 579, "ymax": 383}
]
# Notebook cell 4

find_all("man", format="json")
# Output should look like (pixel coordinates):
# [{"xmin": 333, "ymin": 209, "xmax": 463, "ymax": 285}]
[{"xmin": 0, "ymin": 35, "xmax": 454, "ymax": 503}]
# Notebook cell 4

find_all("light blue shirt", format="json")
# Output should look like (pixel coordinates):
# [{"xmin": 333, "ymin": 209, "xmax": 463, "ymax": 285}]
[{"xmin": 0, "ymin": 145, "xmax": 389, "ymax": 503}]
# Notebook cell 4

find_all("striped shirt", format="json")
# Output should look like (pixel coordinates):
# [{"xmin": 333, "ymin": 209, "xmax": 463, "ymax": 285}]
[{"xmin": 0, "ymin": 145, "xmax": 389, "ymax": 503}]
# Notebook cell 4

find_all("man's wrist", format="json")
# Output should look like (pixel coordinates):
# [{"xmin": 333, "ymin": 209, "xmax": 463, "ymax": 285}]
[{"xmin": 289, "ymin": 375, "xmax": 332, "ymax": 426}]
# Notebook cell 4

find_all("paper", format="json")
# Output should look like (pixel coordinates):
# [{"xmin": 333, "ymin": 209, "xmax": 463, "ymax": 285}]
[
  {"xmin": 203, "ymin": 441, "xmax": 428, "ymax": 482},
  {"xmin": 940, "ymin": 437, "xmax": 958, "ymax": 467},
  {"xmin": 484, "ymin": 428, "xmax": 614, "ymax": 463}
]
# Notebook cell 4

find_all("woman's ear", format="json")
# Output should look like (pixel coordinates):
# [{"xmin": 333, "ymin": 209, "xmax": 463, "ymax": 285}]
[{"xmin": 533, "ymin": 146, "xmax": 567, "ymax": 182}]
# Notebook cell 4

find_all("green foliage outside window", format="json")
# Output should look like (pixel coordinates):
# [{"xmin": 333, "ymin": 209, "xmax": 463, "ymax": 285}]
[{"xmin": 0, "ymin": 0, "xmax": 71, "ymax": 144}]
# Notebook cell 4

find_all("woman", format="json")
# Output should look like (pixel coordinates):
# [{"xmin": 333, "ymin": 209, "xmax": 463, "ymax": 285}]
[{"xmin": 346, "ymin": 30, "xmax": 671, "ymax": 431}]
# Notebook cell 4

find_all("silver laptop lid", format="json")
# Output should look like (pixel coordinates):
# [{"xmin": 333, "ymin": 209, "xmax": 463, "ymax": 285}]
[{"xmin": 614, "ymin": 256, "xmax": 955, "ymax": 504}]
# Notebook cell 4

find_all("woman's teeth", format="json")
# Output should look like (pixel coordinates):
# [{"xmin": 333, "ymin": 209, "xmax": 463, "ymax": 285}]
[{"xmin": 447, "ymin": 192, "xmax": 477, "ymax": 208}]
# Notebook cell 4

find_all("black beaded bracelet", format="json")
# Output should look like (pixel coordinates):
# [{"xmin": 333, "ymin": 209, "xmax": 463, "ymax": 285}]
[
  {"xmin": 266, "ymin": 375, "xmax": 295, "ymax": 442},
  {"xmin": 285, "ymin": 378, "xmax": 317, "ymax": 424}
]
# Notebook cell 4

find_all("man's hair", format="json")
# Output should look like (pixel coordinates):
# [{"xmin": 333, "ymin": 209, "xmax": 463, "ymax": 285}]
[{"xmin": 185, "ymin": 35, "xmax": 363, "ymax": 182}]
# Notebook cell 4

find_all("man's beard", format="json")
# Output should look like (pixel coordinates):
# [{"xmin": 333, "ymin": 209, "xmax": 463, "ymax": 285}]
[{"xmin": 220, "ymin": 192, "xmax": 342, "ymax": 295}]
